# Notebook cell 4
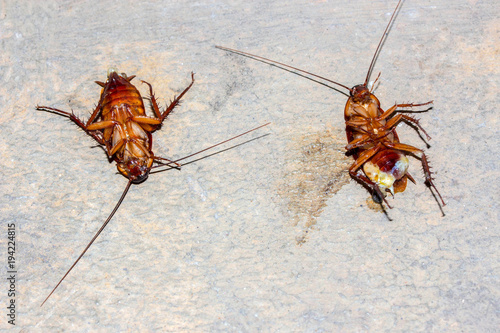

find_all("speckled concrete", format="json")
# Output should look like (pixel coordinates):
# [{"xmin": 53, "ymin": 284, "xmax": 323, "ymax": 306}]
[{"xmin": 1, "ymin": 0, "xmax": 498, "ymax": 331}]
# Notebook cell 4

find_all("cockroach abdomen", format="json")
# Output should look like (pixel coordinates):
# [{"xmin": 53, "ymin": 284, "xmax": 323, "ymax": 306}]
[{"xmin": 363, "ymin": 151, "xmax": 409, "ymax": 196}]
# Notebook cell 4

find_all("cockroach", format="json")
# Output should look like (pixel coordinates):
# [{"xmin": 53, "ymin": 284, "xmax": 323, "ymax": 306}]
[
  {"xmin": 216, "ymin": 0, "xmax": 445, "ymax": 209},
  {"xmin": 36, "ymin": 69, "xmax": 269, "ymax": 306}
]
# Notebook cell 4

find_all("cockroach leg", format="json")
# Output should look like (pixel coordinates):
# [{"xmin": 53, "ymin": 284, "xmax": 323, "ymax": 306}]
[
  {"xmin": 161, "ymin": 72, "xmax": 195, "ymax": 121},
  {"xmin": 142, "ymin": 72, "xmax": 195, "ymax": 122},
  {"xmin": 140, "ymin": 80, "xmax": 162, "ymax": 120},
  {"xmin": 85, "ymin": 102, "xmax": 104, "ymax": 126},
  {"xmin": 383, "ymin": 141, "xmax": 445, "ymax": 205},
  {"xmin": 348, "ymin": 144, "xmax": 391, "ymax": 207},
  {"xmin": 351, "ymin": 170, "xmax": 391, "ymax": 207},
  {"xmin": 399, "ymin": 115, "xmax": 432, "ymax": 141},
  {"xmin": 378, "ymin": 101, "xmax": 433, "ymax": 120},
  {"xmin": 345, "ymin": 134, "xmax": 371, "ymax": 150},
  {"xmin": 420, "ymin": 154, "xmax": 445, "ymax": 205},
  {"xmin": 378, "ymin": 101, "xmax": 434, "ymax": 140},
  {"xmin": 384, "ymin": 113, "xmax": 432, "ymax": 141},
  {"xmin": 35, "ymin": 105, "xmax": 105, "ymax": 144},
  {"xmin": 86, "ymin": 120, "xmax": 117, "ymax": 131}
]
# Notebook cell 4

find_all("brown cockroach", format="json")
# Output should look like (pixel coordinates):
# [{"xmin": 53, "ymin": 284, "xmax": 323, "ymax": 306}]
[
  {"xmin": 36, "ymin": 69, "xmax": 269, "ymax": 306},
  {"xmin": 216, "ymin": 0, "xmax": 445, "ymax": 209}
]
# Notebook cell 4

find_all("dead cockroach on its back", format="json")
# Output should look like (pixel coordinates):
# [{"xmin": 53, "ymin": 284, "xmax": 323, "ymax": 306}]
[
  {"xmin": 36, "ymin": 69, "xmax": 269, "ymax": 306},
  {"xmin": 216, "ymin": 0, "xmax": 445, "ymax": 210}
]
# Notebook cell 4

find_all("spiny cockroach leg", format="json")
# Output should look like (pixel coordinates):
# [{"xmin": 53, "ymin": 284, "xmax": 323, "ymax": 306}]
[
  {"xmin": 383, "ymin": 141, "xmax": 445, "ymax": 205},
  {"xmin": 35, "ymin": 105, "xmax": 105, "ymax": 144}
]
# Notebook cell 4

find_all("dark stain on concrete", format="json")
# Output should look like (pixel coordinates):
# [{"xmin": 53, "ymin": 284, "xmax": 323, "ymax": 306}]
[{"xmin": 277, "ymin": 128, "xmax": 351, "ymax": 243}]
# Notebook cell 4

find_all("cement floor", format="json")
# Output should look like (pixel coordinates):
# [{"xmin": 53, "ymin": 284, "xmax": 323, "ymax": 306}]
[{"xmin": 0, "ymin": 0, "xmax": 498, "ymax": 331}]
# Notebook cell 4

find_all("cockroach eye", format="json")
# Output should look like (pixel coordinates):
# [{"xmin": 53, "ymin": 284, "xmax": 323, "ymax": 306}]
[{"xmin": 131, "ymin": 171, "xmax": 149, "ymax": 184}]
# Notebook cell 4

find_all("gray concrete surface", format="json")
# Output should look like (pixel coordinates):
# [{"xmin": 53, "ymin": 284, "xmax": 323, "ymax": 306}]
[{"xmin": 1, "ymin": 0, "xmax": 498, "ymax": 331}]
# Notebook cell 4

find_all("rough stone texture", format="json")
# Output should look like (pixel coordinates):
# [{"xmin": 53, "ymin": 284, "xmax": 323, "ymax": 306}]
[{"xmin": 1, "ymin": 0, "xmax": 498, "ymax": 331}]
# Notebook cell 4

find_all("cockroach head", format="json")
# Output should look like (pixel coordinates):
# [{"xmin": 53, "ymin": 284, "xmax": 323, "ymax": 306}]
[
  {"xmin": 351, "ymin": 84, "xmax": 371, "ymax": 104},
  {"xmin": 118, "ymin": 158, "xmax": 151, "ymax": 184}
]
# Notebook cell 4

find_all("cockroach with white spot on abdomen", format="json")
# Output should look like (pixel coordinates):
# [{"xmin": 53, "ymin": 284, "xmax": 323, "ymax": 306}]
[
  {"xmin": 36, "ymin": 69, "xmax": 269, "ymax": 306},
  {"xmin": 216, "ymin": 0, "xmax": 445, "ymax": 210}
]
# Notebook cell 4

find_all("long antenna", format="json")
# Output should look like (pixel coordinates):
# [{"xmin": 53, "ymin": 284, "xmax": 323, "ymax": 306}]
[
  {"xmin": 215, "ymin": 46, "xmax": 352, "ymax": 92},
  {"xmin": 364, "ymin": 0, "xmax": 404, "ymax": 86},
  {"xmin": 151, "ymin": 122, "xmax": 271, "ymax": 170},
  {"xmin": 41, "ymin": 179, "xmax": 134, "ymax": 307}
]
